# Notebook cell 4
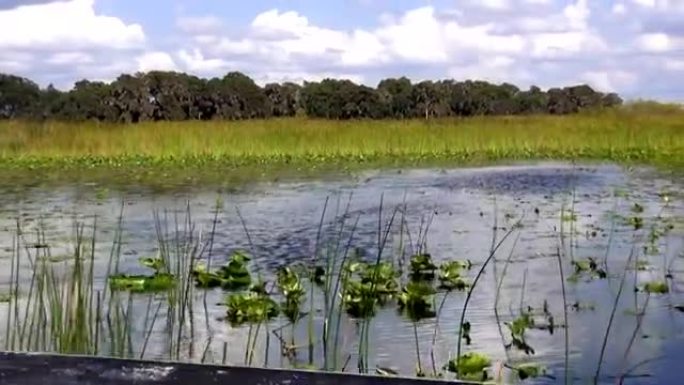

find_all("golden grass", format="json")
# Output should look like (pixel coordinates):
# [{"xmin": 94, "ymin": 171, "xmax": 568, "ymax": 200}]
[{"xmin": 1, "ymin": 105, "xmax": 683, "ymax": 169}]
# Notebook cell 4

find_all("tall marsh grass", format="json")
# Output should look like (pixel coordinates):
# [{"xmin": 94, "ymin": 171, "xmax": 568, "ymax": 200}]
[{"xmin": 1, "ymin": 105, "xmax": 683, "ymax": 169}]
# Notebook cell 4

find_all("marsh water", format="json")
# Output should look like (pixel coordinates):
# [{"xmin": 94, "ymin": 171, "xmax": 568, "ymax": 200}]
[{"xmin": 1, "ymin": 162, "xmax": 683, "ymax": 384}]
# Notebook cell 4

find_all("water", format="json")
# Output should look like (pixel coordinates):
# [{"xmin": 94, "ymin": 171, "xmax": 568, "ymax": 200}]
[{"xmin": 1, "ymin": 162, "xmax": 683, "ymax": 384}]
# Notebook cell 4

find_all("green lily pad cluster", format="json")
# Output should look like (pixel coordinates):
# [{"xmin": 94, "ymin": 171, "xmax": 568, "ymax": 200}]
[
  {"xmin": 568, "ymin": 257, "xmax": 607, "ymax": 282},
  {"xmin": 513, "ymin": 363, "xmax": 547, "ymax": 380},
  {"xmin": 276, "ymin": 266, "xmax": 306, "ymax": 322},
  {"xmin": 505, "ymin": 312, "xmax": 536, "ymax": 355},
  {"xmin": 409, "ymin": 253, "xmax": 437, "ymax": 281},
  {"xmin": 109, "ymin": 257, "xmax": 176, "ymax": 293},
  {"xmin": 397, "ymin": 281, "xmax": 437, "ymax": 321},
  {"xmin": 341, "ymin": 261, "xmax": 399, "ymax": 318},
  {"xmin": 438, "ymin": 260, "xmax": 472, "ymax": 290},
  {"xmin": 225, "ymin": 291, "xmax": 279, "ymax": 326},
  {"xmin": 445, "ymin": 352, "xmax": 492, "ymax": 381},
  {"xmin": 640, "ymin": 280, "xmax": 669, "ymax": 294},
  {"xmin": 192, "ymin": 251, "xmax": 252, "ymax": 290}
]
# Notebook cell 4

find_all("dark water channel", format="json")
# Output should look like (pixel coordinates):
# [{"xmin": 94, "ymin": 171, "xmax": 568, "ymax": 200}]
[{"xmin": 1, "ymin": 162, "xmax": 683, "ymax": 384}]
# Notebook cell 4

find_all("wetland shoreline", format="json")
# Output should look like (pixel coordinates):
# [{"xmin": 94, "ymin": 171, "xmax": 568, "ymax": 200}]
[{"xmin": 2, "ymin": 108, "xmax": 683, "ymax": 177}]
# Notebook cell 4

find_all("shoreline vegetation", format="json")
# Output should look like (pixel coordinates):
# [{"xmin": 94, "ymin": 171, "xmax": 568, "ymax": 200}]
[
  {"xmin": 1, "ymin": 105, "xmax": 683, "ymax": 176},
  {"xmin": 1, "ymin": 71, "xmax": 623, "ymax": 123},
  {"xmin": 1, "ymin": 70, "xmax": 683, "ymax": 180}
]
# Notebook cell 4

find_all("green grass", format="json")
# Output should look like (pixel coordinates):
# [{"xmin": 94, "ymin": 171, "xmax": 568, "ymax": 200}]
[{"xmin": 1, "ymin": 106, "xmax": 683, "ymax": 173}]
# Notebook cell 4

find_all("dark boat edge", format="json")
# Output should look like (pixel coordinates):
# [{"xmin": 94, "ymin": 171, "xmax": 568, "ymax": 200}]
[{"xmin": 0, "ymin": 351, "xmax": 479, "ymax": 385}]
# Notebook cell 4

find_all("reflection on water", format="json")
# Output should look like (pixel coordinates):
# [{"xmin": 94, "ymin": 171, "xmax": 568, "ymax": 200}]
[{"xmin": 0, "ymin": 162, "xmax": 683, "ymax": 384}]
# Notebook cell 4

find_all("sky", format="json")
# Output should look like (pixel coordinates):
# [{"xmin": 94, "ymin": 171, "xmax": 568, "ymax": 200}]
[{"xmin": 0, "ymin": 0, "xmax": 683, "ymax": 101}]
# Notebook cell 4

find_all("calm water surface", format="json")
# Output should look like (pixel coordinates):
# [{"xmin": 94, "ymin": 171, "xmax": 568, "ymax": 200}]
[{"xmin": 0, "ymin": 162, "xmax": 683, "ymax": 384}]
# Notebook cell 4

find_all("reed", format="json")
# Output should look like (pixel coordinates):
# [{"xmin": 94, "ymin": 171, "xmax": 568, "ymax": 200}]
[{"xmin": 1, "ymin": 106, "xmax": 683, "ymax": 172}]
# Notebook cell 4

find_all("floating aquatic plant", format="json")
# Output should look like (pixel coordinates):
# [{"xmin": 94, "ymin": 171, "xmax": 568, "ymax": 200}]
[
  {"xmin": 569, "ymin": 257, "xmax": 607, "ymax": 281},
  {"xmin": 438, "ymin": 260, "xmax": 472, "ymax": 290},
  {"xmin": 139, "ymin": 257, "xmax": 166, "ymax": 272},
  {"xmin": 341, "ymin": 279, "xmax": 380, "ymax": 318},
  {"xmin": 409, "ymin": 253, "xmax": 437, "ymax": 281},
  {"xmin": 218, "ymin": 251, "xmax": 253, "ymax": 289},
  {"xmin": 640, "ymin": 281, "xmax": 669, "ymax": 294},
  {"xmin": 276, "ymin": 266, "xmax": 306, "ymax": 322},
  {"xmin": 445, "ymin": 352, "xmax": 491, "ymax": 381},
  {"xmin": 339, "ymin": 261, "xmax": 400, "ymax": 318},
  {"xmin": 561, "ymin": 211, "xmax": 577, "ymax": 222},
  {"xmin": 225, "ymin": 292, "xmax": 279, "ymax": 326},
  {"xmin": 397, "ymin": 281, "xmax": 436, "ymax": 321},
  {"xmin": 109, "ymin": 273, "xmax": 176, "ymax": 293},
  {"xmin": 192, "ymin": 251, "xmax": 252, "ymax": 290},
  {"xmin": 109, "ymin": 255, "xmax": 176, "ymax": 293},
  {"xmin": 359, "ymin": 261, "xmax": 399, "ymax": 296},
  {"xmin": 505, "ymin": 312, "xmax": 536, "ymax": 355},
  {"xmin": 512, "ymin": 363, "xmax": 547, "ymax": 380},
  {"xmin": 628, "ymin": 216, "xmax": 644, "ymax": 230}
]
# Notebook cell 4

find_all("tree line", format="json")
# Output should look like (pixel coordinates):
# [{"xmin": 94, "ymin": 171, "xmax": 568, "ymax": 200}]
[{"xmin": 0, "ymin": 71, "xmax": 623, "ymax": 123}]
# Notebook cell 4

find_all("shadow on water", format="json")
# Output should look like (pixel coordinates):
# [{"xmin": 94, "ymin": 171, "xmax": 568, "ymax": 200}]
[{"xmin": 0, "ymin": 161, "xmax": 683, "ymax": 384}]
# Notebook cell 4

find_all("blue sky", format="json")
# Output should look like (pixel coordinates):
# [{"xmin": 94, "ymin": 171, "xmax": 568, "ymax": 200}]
[{"xmin": 1, "ymin": 0, "xmax": 683, "ymax": 101}]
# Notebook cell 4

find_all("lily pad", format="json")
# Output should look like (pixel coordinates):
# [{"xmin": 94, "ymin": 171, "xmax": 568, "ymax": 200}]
[
  {"xmin": 342, "ymin": 279, "xmax": 380, "ymax": 318},
  {"xmin": 445, "ymin": 352, "xmax": 491, "ymax": 381},
  {"xmin": 192, "ymin": 252, "xmax": 253, "ymax": 290},
  {"xmin": 569, "ymin": 257, "xmax": 606, "ymax": 281},
  {"xmin": 139, "ymin": 257, "xmax": 166, "ymax": 272},
  {"xmin": 438, "ymin": 260, "xmax": 471, "ymax": 290},
  {"xmin": 514, "ymin": 363, "xmax": 547, "ymax": 380},
  {"xmin": 225, "ymin": 292, "xmax": 279, "ymax": 326},
  {"xmin": 109, "ymin": 273, "xmax": 176, "ymax": 293},
  {"xmin": 409, "ymin": 253, "xmax": 437, "ymax": 280},
  {"xmin": 397, "ymin": 281, "xmax": 436, "ymax": 321},
  {"xmin": 641, "ymin": 281, "xmax": 669, "ymax": 294}
]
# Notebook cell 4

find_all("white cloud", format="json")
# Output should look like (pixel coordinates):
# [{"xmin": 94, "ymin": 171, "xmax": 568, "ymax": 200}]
[
  {"xmin": 563, "ymin": 0, "xmax": 590, "ymax": 30},
  {"xmin": 581, "ymin": 70, "xmax": 637, "ymax": 92},
  {"xmin": 0, "ymin": 0, "xmax": 150, "ymax": 89},
  {"xmin": 1, "ymin": 0, "xmax": 683, "ymax": 100},
  {"xmin": 46, "ymin": 52, "xmax": 94, "ymax": 66},
  {"xmin": 136, "ymin": 52, "xmax": 178, "ymax": 72},
  {"xmin": 529, "ymin": 32, "xmax": 606, "ymax": 59},
  {"xmin": 0, "ymin": 0, "xmax": 144, "ymax": 50},
  {"xmin": 177, "ymin": 48, "xmax": 231, "ymax": 73},
  {"xmin": 637, "ymin": 33, "xmax": 673, "ymax": 52},
  {"xmin": 632, "ymin": 0, "xmax": 656, "ymax": 6},
  {"xmin": 612, "ymin": 3, "xmax": 627, "ymax": 14},
  {"xmin": 162, "ymin": 2, "xmax": 618, "ymax": 90},
  {"xmin": 472, "ymin": 0, "xmax": 511, "ymax": 10}
]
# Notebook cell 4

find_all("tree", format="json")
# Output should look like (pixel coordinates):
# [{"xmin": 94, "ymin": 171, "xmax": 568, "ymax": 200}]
[
  {"xmin": 0, "ymin": 74, "xmax": 42, "ymax": 119},
  {"xmin": 377, "ymin": 77, "xmax": 413, "ymax": 118},
  {"xmin": 0, "ymin": 70, "xmax": 623, "ymax": 122},
  {"xmin": 264, "ymin": 82, "xmax": 300, "ymax": 117}
]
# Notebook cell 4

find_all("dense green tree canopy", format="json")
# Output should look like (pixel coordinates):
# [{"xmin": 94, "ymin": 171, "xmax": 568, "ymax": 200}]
[{"xmin": 0, "ymin": 71, "xmax": 622, "ymax": 122}]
